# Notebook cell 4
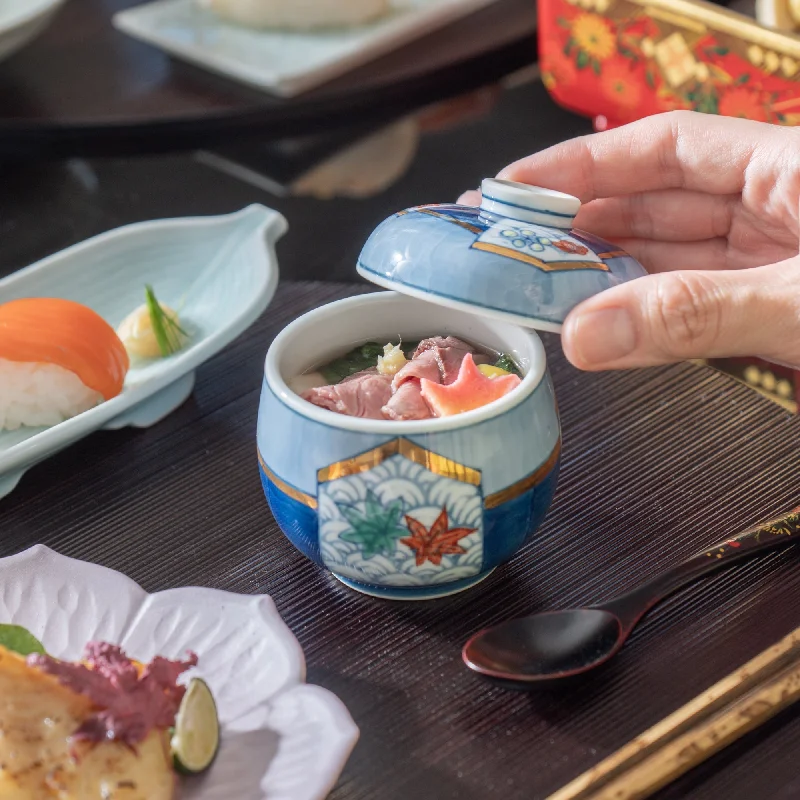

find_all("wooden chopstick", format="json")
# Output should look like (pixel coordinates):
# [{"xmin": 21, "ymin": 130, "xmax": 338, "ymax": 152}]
[{"xmin": 547, "ymin": 625, "xmax": 800, "ymax": 800}]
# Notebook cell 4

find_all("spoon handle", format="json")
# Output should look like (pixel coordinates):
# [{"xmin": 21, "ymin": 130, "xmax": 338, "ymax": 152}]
[{"xmin": 606, "ymin": 507, "xmax": 800, "ymax": 629}]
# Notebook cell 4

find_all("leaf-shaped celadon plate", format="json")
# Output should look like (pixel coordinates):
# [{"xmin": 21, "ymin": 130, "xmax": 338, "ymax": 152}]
[
  {"xmin": 0, "ymin": 204, "xmax": 286, "ymax": 501},
  {"xmin": 0, "ymin": 545, "xmax": 358, "ymax": 799}
]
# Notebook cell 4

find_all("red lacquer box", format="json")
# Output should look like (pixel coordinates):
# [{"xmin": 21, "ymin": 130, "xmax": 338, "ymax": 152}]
[
  {"xmin": 538, "ymin": 0, "xmax": 800, "ymax": 414},
  {"xmin": 538, "ymin": 0, "xmax": 800, "ymax": 130}
]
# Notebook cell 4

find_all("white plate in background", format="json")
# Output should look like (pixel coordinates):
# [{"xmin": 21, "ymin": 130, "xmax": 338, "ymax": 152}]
[{"xmin": 113, "ymin": 0, "xmax": 501, "ymax": 97}]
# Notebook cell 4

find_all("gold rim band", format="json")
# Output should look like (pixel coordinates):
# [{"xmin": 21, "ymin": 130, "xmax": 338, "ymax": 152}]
[
  {"xmin": 483, "ymin": 438, "xmax": 561, "ymax": 509},
  {"xmin": 317, "ymin": 438, "xmax": 481, "ymax": 485},
  {"xmin": 258, "ymin": 451, "xmax": 318, "ymax": 509},
  {"xmin": 258, "ymin": 437, "xmax": 560, "ymax": 513}
]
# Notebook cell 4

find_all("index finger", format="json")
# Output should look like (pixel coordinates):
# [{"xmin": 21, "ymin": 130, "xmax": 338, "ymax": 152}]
[{"xmin": 498, "ymin": 111, "xmax": 784, "ymax": 202}]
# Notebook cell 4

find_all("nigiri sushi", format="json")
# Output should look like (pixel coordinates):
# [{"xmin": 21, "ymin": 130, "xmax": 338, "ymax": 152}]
[
  {"xmin": 0, "ymin": 299, "xmax": 129, "ymax": 431},
  {"xmin": 198, "ymin": 0, "xmax": 390, "ymax": 30}
]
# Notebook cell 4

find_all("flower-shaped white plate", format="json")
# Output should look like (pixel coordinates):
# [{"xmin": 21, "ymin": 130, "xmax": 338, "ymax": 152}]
[
  {"xmin": 0, "ymin": 0, "xmax": 66, "ymax": 63},
  {"xmin": 0, "ymin": 545, "xmax": 359, "ymax": 799},
  {"xmin": 0, "ymin": 204, "xmax": 286, "ymax": 501},
  {"xmin": 113, "ymin": 0, "xmax": 500, "ymax": 98}
]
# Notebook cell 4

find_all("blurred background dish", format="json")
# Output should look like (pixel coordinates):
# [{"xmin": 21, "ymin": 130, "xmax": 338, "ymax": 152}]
[
  {"xmin": 113, "ymin": 0, "xmax": 503, "ymax": 97},
  {"xmin": 0, "ymin": 0, "xmax": 66, "ymax": 63},
  {"xmin": 290, "ymin": 117, "xmax": 420, "ymax": 199},
  {"xmin": 198, "ymin": 0, "xmax": 392, "ymax": 29},
  {"xmin": 0, "ymin": 0, "xmax": 533, "ymax": 160}
]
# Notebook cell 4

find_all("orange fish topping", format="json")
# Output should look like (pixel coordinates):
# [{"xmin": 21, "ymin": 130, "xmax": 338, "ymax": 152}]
[
  {"xmin": 420, "ymin": 353, "xmax": 521, "ymax": 416},
  {"xmin": 0, "ymin": 298, "xmax": 129, "ymax": 400}
]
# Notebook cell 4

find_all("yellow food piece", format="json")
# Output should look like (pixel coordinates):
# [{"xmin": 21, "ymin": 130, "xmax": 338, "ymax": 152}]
[
  {"xmin": 0, "ymin": 646, "xmax": 175, "ymax": 800},
  {"xmin": 377, "ymin": 343, "xmax": 407, "ymax": 377},
  {"xmin": 116, "ymin": 303, "xmax": 182, "ymax": 360},
  {"xmin": 478, "ymin": 364, "xmax": 512, "ymax": 379}
]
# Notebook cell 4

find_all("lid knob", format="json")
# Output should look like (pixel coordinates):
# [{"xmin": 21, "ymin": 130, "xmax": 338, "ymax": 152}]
[{"xmin": 480, "ymin": 179, "xmax": 580, "ymax": 229}]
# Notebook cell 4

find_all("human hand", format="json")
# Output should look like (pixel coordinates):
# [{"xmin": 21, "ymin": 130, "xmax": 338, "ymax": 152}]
[{"xmin": 459, "ymin": 111, "xmax": 800, "ymax": 371}]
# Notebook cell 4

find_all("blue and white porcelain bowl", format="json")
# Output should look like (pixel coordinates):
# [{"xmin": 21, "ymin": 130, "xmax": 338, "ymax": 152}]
[
  {"xmin": 258, "ymin": 292, "xmax": 561, "ymax": 600},
  {"xmin": 258, "ymin": 179, "xmax": 648, "ymax": 600}
]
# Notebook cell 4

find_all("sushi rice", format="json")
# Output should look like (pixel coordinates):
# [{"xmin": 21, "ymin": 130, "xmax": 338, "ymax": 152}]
[{"xmin": 0, "ymin": 359, "xmax": 103, "ymax": 431}]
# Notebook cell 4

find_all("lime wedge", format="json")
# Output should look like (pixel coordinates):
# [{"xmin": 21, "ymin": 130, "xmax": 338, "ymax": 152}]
[
  {"xmin": 0, "ymin": 624, "xmax": 45, "ymax": 656},
  {"xmin": 171, "ymin": 678, "xmax": 220, "ymax": 775}
]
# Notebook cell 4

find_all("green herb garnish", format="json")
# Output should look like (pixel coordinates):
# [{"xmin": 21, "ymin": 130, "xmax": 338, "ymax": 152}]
[
  {"xmin": 320, "ymin": 341, "xmax": 385, "ymax": 383},
  {"xmin": 0, "ymin": 624, "xmax": 45, "ymax": 657},
  {"xmin": 319, "ymin": 339, "xmax": 422, "ymax": 384},
  {"xmin": 358, "ymin": 342, "xmax": 384, "ymax": 361},
  {"xmin": 494, "ymin": 354, "xmax": 521, "ymax": 376},
  {"xmin": 145, "ymin": 285, "xmax": 187, "ymax": 357}
]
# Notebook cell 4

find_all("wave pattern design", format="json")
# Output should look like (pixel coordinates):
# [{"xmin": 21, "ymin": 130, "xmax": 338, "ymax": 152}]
[{"xmin": 319, "ymin": 454, "xmax": 483, "ymax": 587}]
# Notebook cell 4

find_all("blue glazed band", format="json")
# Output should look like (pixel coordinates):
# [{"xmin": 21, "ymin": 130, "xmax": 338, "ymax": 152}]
[
  {"xmin": 259, "ymin": 450, "xmax": 560, "ymax": 590},
  {"xmin": 259, "ymin": 466, "xmax": 323, "ymax": 566}
]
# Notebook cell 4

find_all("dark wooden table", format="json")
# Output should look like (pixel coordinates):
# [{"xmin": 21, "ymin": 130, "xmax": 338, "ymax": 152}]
[
  {"xmin": 0, "ymin": 0, "xmax": 535, "ymax": 158},
  {"xmin": 2, "ymin": 78, "xmax": 800, "ymax": 799}
]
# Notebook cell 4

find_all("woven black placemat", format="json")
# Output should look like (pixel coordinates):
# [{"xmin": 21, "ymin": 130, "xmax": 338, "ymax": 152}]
[{"xmin": 2, "ymin": 280, "xmax": 798, "ymax": 800}]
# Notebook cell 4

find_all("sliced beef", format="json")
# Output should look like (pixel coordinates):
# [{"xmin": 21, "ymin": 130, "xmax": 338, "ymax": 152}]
[
  {"xmin": 413, "ymin": 336, "xmax": 475, "ymax": 385},
  {"xmin": 301, "ymin": 336, "xmax": 494, "ymax": 420},
  {"xmin": 302, "ymin": 370, "xmax": 392, "ymax": 420},
  {"xmin": 413, "ymin": 336, "xmax": 473, "ymax": 356},
  {"xmin": 392, "ymin": 348, "xmax": 441, "ymax": 389},
  {"xmin": 382, "ymin": 381, "xmax": 433, "ymax": 421}
]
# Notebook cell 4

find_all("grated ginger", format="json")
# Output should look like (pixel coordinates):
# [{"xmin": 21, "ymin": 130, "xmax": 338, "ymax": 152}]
[{"xmin": 377, "ymin": 343, "xmax": 407, "ymax": 376}]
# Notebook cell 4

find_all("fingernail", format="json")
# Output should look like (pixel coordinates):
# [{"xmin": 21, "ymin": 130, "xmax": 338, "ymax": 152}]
[{"xmin": 568, "ymin": 307, "xmax": 637, "ymax": 367}]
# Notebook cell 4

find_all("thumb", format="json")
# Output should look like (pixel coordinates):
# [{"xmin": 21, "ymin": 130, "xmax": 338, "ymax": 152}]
[{"xmin": 561, "ymin": 259, "xmax": 800, "ymax": 370}]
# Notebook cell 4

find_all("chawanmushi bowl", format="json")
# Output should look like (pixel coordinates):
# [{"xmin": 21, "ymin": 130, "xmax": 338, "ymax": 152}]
[
  {"xmin": 257, "ymin": 179, "xmax": 647, "ymax": 600},
  {"xmin": 257, "ymin": 292, "xmax": 560, "ymax": 600}
]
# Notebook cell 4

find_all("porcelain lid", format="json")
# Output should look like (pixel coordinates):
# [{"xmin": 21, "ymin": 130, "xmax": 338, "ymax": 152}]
[{"xmin": 357, "ymin": 178, "xmax": 647, "ymax": 332}]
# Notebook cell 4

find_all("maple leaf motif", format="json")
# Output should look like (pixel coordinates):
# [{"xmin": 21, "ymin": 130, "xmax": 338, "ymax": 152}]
[
  {"xmin": 337, "ymin": 489, "xmax": 408, "ymax": 559},
  {"xmin": 401, "ymin": 507, "xmax": 476, "ymax": 567}
]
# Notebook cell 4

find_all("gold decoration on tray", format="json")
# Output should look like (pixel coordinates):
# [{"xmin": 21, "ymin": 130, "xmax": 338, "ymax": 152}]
[
  {"xmin": 748, "ymin": 43, "xmax": 764, "ymax": 64},
  {"xmin": 695, "ymin": 359, "xmax": 798, "ymax": 414},
  {"xmin": 781, "ymin": 54, "xmax": 798, "ymax": 75},
  {"xmin": 654, "ymin": 33, "xmax": 698, "ymax": 88},
  {"xmin": 765, "ymin": 49, "xmax": 782, "ymax": 71}
]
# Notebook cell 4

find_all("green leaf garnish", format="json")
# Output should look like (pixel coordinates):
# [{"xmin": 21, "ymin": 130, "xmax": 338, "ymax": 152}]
[
  {"xmin": 0, "ymin": 624, "xmax": 45, "ymax": 656},
  {"xmin": 494, "ymin": 354, "xmax": 521, "ymax": 376},
  {"xmin": 319, "ymin": 341, "xmax": 386, "ymax": 384},
  {"xmin": 145, "ymin": 285, "xmax": 186, "ymax": 357},
  {"xmin": 359, "ymin": 342, "xmax": 384, "ymax": 361}
]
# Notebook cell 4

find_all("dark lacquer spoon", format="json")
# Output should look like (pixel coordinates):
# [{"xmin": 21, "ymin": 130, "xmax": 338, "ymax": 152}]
[{"xmin": 463, "ymin": 507, "xmax": 800, "ymax": 688}]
